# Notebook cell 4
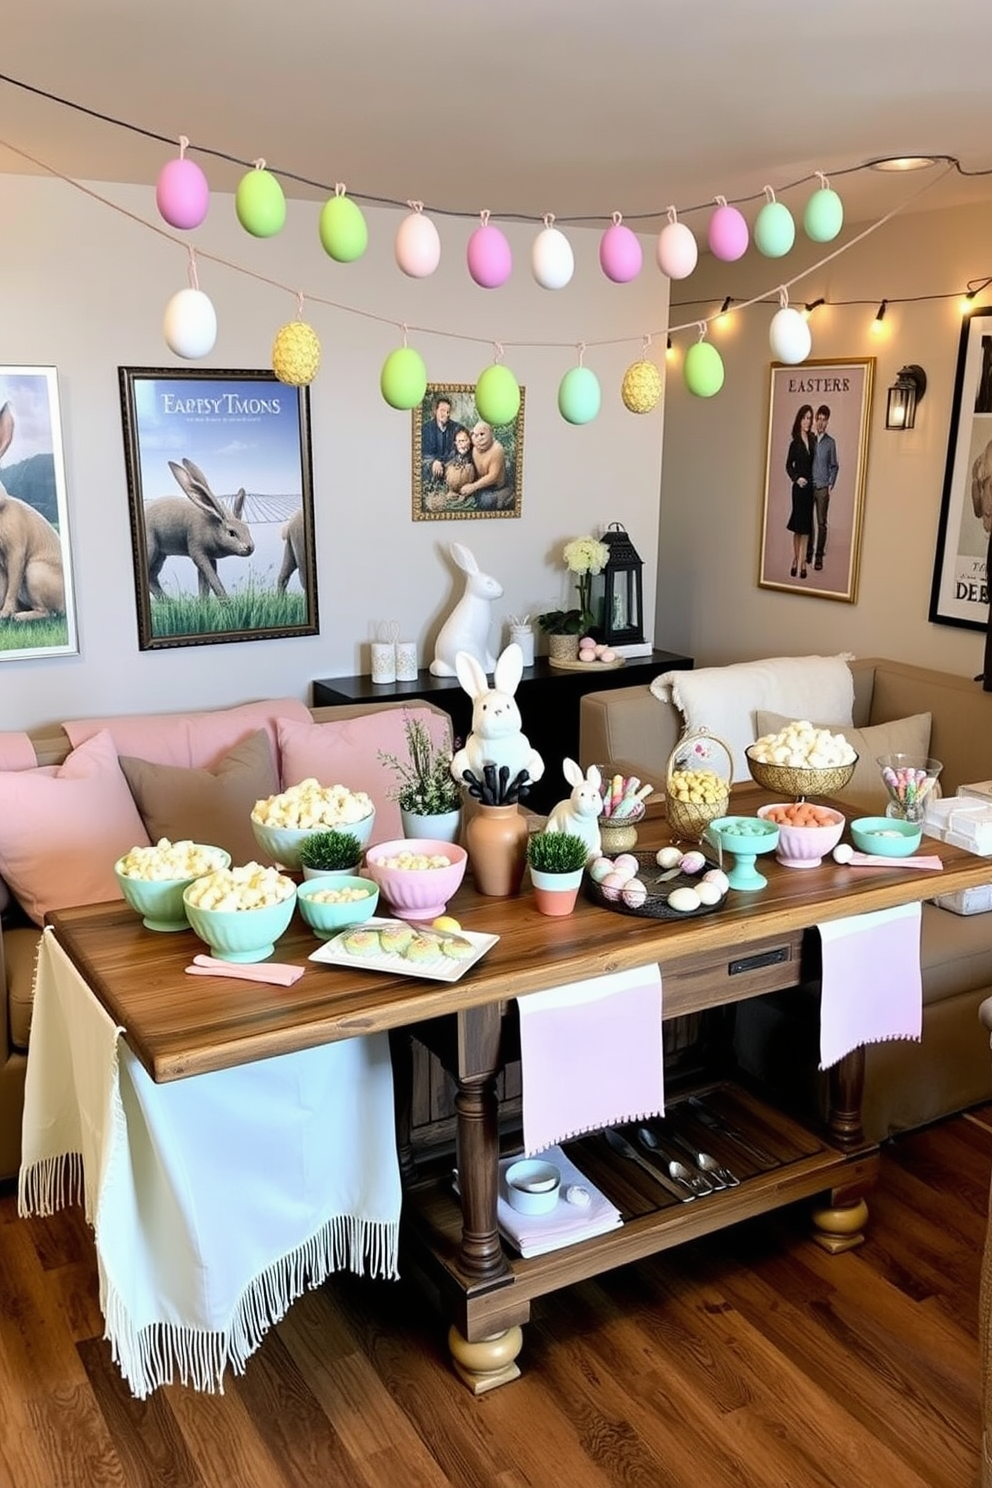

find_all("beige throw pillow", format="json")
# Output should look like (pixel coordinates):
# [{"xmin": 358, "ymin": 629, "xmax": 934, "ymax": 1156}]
[
  {"xmin": 754, "ymin": 710, "xmax": 932, "ymax": 814},
  {"xmin": 119, "ymin": 730, "xmax": 279, "ymax": 866}
]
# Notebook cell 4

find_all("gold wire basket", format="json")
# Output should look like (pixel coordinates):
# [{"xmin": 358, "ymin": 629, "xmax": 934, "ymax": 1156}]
[
  {"xmin": 664, "ymin": 728, "xmax": 733, "ymax": 842},
  {"xmin": 744, "ymin": 746, "xmax": 858, "ymax": 802}
]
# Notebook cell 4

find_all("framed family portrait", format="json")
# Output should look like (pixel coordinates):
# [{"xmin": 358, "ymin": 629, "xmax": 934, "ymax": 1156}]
[
  {"xmin": 758, "ymin": 358, "xmax": 874, "ymax": 604},
  {"xmin": 0, "ymin": 365, "xmax": 78, "ymax": 661},
  {"xmin": 929, "ymin": 306, "xmax": 992, "ymax": 629},
  {"xmin": 119, "ymin": 368, "xmax": 318, "ymax": 650},
  {"xmin": 412, "ymin": 381, "xmax": 524, "ymax": 521}
]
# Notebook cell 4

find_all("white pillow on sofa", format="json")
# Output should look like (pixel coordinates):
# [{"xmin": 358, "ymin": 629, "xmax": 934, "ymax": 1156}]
[
  {"xmin": 651, "ymin": 654, "xmax": 855, "ymax": 781},
  {"xmin": 754, "ymin": 710, "xmax": 933, "ymax": 813}
]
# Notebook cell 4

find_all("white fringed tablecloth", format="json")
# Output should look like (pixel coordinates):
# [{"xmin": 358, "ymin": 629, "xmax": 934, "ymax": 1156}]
[{"xmin": 19, "ymin": 929, "xmax": 401, "ymax": 1398}]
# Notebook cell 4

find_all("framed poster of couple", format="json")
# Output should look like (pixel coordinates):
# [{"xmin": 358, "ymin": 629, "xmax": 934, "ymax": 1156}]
[
  {"xmin": 758, "ymin": 358, "xmax": 874, "ymax": 604},
  {"xmin": 412, "ymin": 382, "xmax": 524, "ymax": 521}
]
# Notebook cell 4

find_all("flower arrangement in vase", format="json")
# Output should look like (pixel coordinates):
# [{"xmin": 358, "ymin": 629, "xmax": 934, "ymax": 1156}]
[
  {"xmin": 526, "ymin": 829, "xmax": 589, "ymax": 915},
  {"xmin": 536, "ymin": 534, "xmax": 610, "ymax": 662},
  {"xmin": 379, "ymin": 713, "xmax": 462, "ymax": 841}
]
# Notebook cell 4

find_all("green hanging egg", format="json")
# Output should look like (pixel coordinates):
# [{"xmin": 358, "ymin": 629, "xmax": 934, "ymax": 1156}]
[
  {"xmin": 804, "ymin": 187, "xmax": 844, "ymax": 243},
  {"xmin": 683, "ymin": 341, "xmax": 725, "ymax": 398},
  {"xmin": 235, "ymin": 168, "xmax": 286, "ymax": 238},
  {"xmin": 557, "ymin": 367, "xmax": 601, "ymax": 424},
  {"xmin": 754, "ymin": 200, "xmax": 795, "ymax": 258},
  {"xmin": 319, "ymin": 194, "xmax": 369, "ymax": 262},
  {"xmin": 380, "ymin": 347, "xmax": 428, "ymax": 410},
  {"xmin": 475, "ymin": 365, "xmax": 520, "ymax": 425}
]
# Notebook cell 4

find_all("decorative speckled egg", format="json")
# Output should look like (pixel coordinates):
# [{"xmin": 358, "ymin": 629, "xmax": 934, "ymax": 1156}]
[
  {"xmin": 600, "ymin": 870, "xmax": 630, "ymax": 901},
  {"xmin": 621, "ymin": 359, "xmax": 662, "ymax": 414},
  {"xmin": 622, "ymin": 878, "xmax": 648, "ymax": 908},
  {"xmin": 667, "ymin": 886, "xmax": 702, "ymax": 913}
]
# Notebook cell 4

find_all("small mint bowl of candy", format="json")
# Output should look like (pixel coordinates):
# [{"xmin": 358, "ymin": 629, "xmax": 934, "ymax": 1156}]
[
  {"xmin": 706, "ymin": 815, "xmax": 780, "ymax": 891},
  {"xmin": 850, "ymin": 816, "xmax": 923, "ymax": 857}
]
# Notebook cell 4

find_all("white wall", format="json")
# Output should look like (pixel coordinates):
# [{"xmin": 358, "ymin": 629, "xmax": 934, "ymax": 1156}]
[
  {"xmin": 657, "ymin": 199, "xmax": 992, "ymax": 679},
  {"xmin": 0, "ymin": 174, "xmax": 670, "ymax": 728}
]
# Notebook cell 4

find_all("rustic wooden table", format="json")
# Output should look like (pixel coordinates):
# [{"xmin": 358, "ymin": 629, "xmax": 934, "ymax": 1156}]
[{"xmin": 45, "ymin": 792, "xmax": 992, "ymax": 1391}]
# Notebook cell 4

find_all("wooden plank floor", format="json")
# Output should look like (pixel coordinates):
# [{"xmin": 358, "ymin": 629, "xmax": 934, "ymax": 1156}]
[{"xmin": 2, "ymin": 1107, "xmax": 990, "ymax": 1488}]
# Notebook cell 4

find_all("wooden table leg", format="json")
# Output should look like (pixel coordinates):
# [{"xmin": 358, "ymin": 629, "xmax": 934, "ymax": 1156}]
[{"xmin": 813, "ymin": 1045, "xmax": 871, "ymax": 1251}]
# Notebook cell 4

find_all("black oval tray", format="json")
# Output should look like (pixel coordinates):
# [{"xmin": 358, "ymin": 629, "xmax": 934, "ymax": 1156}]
[{"xmin": 584, "ymin": 850, "xmax": 727, "ymax": 920}]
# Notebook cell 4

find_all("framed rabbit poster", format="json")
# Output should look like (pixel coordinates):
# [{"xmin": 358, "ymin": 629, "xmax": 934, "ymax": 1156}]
[
  {"xmin": 0, "ymin": 366, "xmax": 78, "ymax": 661},
  {"xmin": 118, "ymin": 368, "xmax": 318, "ymax": 650},
  {"xmin": 412, "ymin": 381, "xmax": 524, "ymax": 520}
]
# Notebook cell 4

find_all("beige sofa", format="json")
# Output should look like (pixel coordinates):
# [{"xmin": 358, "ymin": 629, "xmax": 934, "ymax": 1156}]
[
  {"xmin": 580, "ymin": 657, "xmax": 992, "ymax": 1142},
  {"xmin": 0, "ymin": 696, "xmax": 452, "ymax": 1183}
]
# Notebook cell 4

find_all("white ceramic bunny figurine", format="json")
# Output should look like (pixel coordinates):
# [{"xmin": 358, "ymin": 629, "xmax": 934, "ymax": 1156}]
[
  {"xmin": 450, "ymin": 643, "xmax": 545, "ymax": 792},
  {"xmin": 430, "ymin": 542, "xmax": 504, "ymax": 677},
  {"xmin": 543, "ymin": 760, "xmax": 603, "ymax": 862}
]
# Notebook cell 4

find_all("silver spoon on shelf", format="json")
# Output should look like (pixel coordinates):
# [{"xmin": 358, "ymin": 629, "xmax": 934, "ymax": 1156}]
[
  {"xmin": 634, "ymin": 1127, "xmax": 717, "ymax": 1196},
  {"xmin": 638, "ymin": 1124, "xmax": 738, "ymax": 1189},
  {"xmin": 601, "ymin": 1127, "xmax": 696, "ymax": 1203}
]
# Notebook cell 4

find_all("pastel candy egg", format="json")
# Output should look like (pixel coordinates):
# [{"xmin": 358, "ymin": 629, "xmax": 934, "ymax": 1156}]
[
  {"xmin": 656, "ymin": 846, "xmax": 683, "ymax": 869},
  {"xmin": 578, "ymin": 636, "xmax": 596, "ymax": 649},
  {"xmin": 702, "ymin": 868, "xmax": 730, "ymax": 893},
  {"xmin": 622, "ymin": 878, "xmax": 648, "ymax": 908},
  {"xmin": 667, "ymin": 886, "xmax": 702, "ymax": 913},
  {"xmin": 579, "ymin": 647, "xmax": 598, "ymax": 663},
  {"xmin": 696, "ymin": 881, "xmax": 724, "ymax": 906},
  {"xmin": 588, "ymin": 856, "xmax": 615, "ymax": 883},
  {"xmin": 613, "ymin": 854, "xmax": 640, "ymax": 878},
  {"xmin": 601, "ymin": 870, "xmax": 630, "ymax": 901},
  {"xmin": 679, "ymin": 850, "xmax": 707, "ymax": 875},
  {"xmin": 599, "ymin": 648, "xmax": 616, "ymax": 663}
]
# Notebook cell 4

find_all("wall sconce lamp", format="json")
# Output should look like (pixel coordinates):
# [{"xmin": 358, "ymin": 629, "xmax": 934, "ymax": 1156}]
[{"xmin": 885, "ymin": 364, "xmax": 927, "ymax": 430}]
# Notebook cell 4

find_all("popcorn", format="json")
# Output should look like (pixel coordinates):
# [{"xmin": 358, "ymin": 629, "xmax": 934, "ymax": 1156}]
[
  {"xmin": 117, "ymin": 838, "xmax": 228, "ymax": 882},
  {"xmin": 750, "ymin": 720, "xmax": 856, "ymax": 769},
  {"xmin": 372, "ymin": 851, "xmax": 451, "ymax": 870},
  {"xmin": 251, "ymin": 779, "xmax": 373, "ymax": 831},
  {"xmin": 185, "ymin": 862, "xmax": 295, "ymax": 912}
]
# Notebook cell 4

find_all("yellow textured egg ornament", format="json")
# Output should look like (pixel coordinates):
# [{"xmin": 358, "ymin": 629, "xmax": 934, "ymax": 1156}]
[
  {"xmin": 621, "ymin": 359, "xmax": 662, "ymax": 414},
  {"xmin": 272, "ymin": 321, "xmax": 321, "ymax": 386}
]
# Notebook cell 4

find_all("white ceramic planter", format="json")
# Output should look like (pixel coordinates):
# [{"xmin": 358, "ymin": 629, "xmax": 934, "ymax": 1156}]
[{"xmin": 400, "ymin": 807, "xmax": 462, "ymax": 844}]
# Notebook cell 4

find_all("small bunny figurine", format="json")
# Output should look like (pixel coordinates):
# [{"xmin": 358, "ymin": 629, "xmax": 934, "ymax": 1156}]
[
  {"xmin": 451, "ymin": 643, "xmax": 545, "ymax": 789},
  {"xmin": 430, "ymin": 542, "xmax": 504, "ymax": 677},
  {"xmin": 543, "ymin": 760, "xmax": 604, "ymax": 862}
]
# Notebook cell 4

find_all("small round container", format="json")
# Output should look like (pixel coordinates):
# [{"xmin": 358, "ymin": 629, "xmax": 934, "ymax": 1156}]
[
  {"xmin": 850, "ymin": 816, "xmax": 923, "ymax": 857},
  {"xmin": 296, "ymin": 875, "xmax": 379, "ymax": 940},
  {"xmin": 364, "ymin": 838, "xmax": 468, "ymax": 921},
  {"xmin": 505, "ymin": 1159, "xmax": 561, "ymax": 1215}
]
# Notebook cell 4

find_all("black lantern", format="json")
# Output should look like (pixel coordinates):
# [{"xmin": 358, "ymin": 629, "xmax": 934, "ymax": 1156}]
[
  {"xmin": 885, "ymin": 364, "xmax": 927, "ymax": 430},
  {"xmin": 589, "ymin": 522, "xmax": 644, "ymax": 646}
]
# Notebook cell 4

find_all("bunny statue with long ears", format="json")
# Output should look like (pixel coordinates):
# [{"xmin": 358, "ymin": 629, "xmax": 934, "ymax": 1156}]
[
  {"xmin": 450, "ymin": 642, "xmax": 544, "ymax": 794},
  {"xmin": 429, "ymin": 541, "xmax": 503, "ymax": 677}
]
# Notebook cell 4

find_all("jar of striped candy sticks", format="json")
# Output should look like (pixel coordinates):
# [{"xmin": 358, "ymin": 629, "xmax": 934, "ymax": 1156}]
[{"xmin": 877, "ymin": 753, "xmax": 943, "ymax": 822}]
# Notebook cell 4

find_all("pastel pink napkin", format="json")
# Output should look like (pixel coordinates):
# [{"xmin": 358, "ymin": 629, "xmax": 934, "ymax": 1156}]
[
  {"xmin": 516, "ymin": 965, "xmax": 664, "ymax": 1156},
  {"xmin": 185, "ymin": 955, "xmax": 304, "ymax": 987},
  {"xmin": 817, "ymin": 902, "xmax": 922, "ymax": 1069}
]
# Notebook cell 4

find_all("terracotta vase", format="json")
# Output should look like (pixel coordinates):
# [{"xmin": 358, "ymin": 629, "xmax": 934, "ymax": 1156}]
[{"xmin": 465, "ymin": 804, "xmax": 529, "ymax": 896}]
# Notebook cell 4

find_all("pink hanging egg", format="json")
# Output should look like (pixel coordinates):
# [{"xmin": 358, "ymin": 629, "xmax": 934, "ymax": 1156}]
[
  {"xmin": 708, "ymin": 203, "xmax": 749, "ymax": 262},
  {"xmin": 467, "ymin": 223, "xmax": 512, "ymax": 288},
  {"xmin": 599, "ymin": 221, "xmax": 643, "ymax": 283},
  {"xmin": 156, "ymin": 156, "xmax": 210, "ymax": 230}
]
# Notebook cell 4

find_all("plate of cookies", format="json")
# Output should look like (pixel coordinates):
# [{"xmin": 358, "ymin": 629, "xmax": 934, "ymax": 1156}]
[{"xmin": 308, "ymin": 917, "xmax": 499, "ymax": 981}]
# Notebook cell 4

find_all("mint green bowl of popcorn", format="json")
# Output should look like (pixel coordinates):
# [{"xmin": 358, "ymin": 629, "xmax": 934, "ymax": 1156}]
[
  {"xmin": 114, "ymin": 842, "xmax": 232, "ymax": 932},
  {"xmin": 182, "ymin": 864, "xmax": 297, "ymax": 962},
  {"xmin": 296, "ymin": 874, "xmax": 380, "ymax": 940}
]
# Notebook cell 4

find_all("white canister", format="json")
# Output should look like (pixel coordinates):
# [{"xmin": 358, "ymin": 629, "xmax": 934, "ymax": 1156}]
[
  {"xmin": 395, "ymin": 640, "xmax": 418, "ymax": 681},
  {"xmin": 371, "ymin": 641, "xmax": 397, "ymax": 684},
  {"xmin": 510, "ymin": 624, "xmax": 535, "ymax": 668}
]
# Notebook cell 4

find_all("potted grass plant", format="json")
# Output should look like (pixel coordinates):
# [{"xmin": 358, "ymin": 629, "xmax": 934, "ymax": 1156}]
[
  {"xmin": 378, "ymin": 713, "xmax": 463, "ymax": 843},
  {"xmin": 526, "ymin": 829, "xmax": 590, "ymax": 916},
  {"xmin": 298, "ymin": 829, "xmax": 364, "ymax": 880}
]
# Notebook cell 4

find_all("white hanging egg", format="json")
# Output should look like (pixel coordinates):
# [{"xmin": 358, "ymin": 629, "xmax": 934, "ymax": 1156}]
[
  {"xmin": 769, "ymin": 306, "xmax": 812, "ymax": 364},
  {"xmin": 395, "ymin": 211, "xmax": 441, "ymax": 277},
  {"xmin": 163, "ymin": 288, "xmax": 217, "ymax": 359},
  {"xmin": 532, "ymin": 225, "xmax": 574, "ymax": 289},
  {"xmin": 656, "ymin": 220, "xmax": 698, "ymax": 279}
]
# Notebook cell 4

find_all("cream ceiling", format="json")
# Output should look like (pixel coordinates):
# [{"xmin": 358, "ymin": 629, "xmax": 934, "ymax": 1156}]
[{"xmin": 2, "ymin": 0, "xmax": 991, "ymax": 233}]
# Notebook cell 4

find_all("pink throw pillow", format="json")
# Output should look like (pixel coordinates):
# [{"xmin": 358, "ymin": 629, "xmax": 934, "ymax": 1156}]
[
  {"xmin": 277, "ymin": 709, "xmax": 452, "ymax": 844},
  {"xmin": 0, "ymin": 730, "xmax": 151, "ymax": 925},
  {"xmin": 64, "ymin": 697, "xmax": 311, "ymax": 771}
]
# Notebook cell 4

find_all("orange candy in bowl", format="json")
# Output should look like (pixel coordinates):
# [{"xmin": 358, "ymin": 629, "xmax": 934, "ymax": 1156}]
[{"xmin": 757, "ymin": 801, "xmax": 846, "ymax": 868}]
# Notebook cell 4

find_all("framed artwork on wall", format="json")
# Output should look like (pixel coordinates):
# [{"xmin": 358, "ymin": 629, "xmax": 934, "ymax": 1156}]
[
  {"xmin": 929, "ymin": 306, "xmax": 992, "ymax": 629},
  {"xmin": 0, "ymin": 365, "xmax": 78, "ymax": 661},
  {"xmin": 412, "ymin": 381, "xmax": 524, "ymax": 521},
  {"xmin": 119, "ymin": 368, "xmax": 318, "ymax": 650},
  {"xmin": 758, "ymin": 358, "xmax": 874, "ymax": 604}
]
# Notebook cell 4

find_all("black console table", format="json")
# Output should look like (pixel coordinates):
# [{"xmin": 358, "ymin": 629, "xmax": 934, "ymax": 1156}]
[{"xmin": 311, "ymin": 649, "xmax": 692, "ymax": 815}]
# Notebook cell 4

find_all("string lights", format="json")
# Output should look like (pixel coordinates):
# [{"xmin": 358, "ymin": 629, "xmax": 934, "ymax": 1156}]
[{"xmin": 2, "ymin": 70, "xmax": 991, "ymax": 419}]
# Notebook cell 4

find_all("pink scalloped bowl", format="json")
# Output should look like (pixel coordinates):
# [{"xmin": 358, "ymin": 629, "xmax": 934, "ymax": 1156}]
[
  {"xmin": 363, "ymin": 839, "xmax": 468, "ymax": 921},
  {"xmin": 756, "ymin": 803, "xmax": 846, "ymax": 869}
]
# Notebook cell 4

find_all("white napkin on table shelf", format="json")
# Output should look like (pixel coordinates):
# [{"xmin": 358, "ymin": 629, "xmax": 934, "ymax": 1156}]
[
  {"xmin": 817, "ymin": 902, "xmax": 923, "ymax": 1069},
  {"xmin": 496, "ymin": 1145, "xmax": 622, "ymax": 1258}
]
